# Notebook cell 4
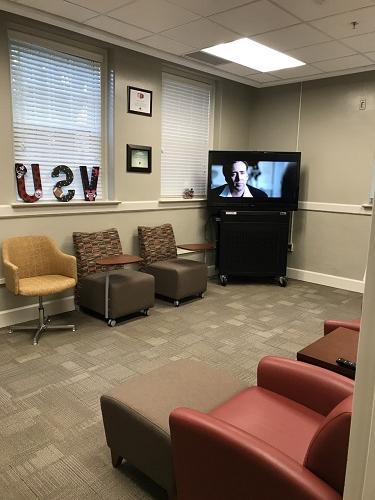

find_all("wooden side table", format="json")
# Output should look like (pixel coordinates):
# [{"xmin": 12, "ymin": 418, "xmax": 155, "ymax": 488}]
[
  {"xmin": 96, "ymin": 254, "xmax": 143, "ymax": 324},
  {"xmin": 177, "ymin": 242, "xmax": 214, "ymax": 265},
  {"xmin": 297, "ymin": 327, "xmax": 358, "ymax": 379},
  {"xmin": 177, "ymin": 243, "xmax": 214, "ymax": 251}
]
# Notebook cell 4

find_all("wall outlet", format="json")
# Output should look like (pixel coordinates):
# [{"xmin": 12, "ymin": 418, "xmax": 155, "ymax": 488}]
[{"xmin": 359, "ymin": 98, "xmax": 366, "ymax": 110}]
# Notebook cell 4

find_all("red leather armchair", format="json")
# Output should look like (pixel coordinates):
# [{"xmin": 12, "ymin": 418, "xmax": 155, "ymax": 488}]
[
  {"xmin": 170, "ymin": 356, "xmax": 354, "ymax": 500},
  {"xmin": 324, "ymin": 318, "xmax": 360, "ymax": 335}
]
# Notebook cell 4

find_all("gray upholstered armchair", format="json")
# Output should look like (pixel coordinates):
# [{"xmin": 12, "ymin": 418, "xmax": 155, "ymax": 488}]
[
  {"xmin": 138, "ymin": 223, "xmax": 207, "ymax": 306},
  {"xmin": 73, "ymin": 228, "xmax": 154, "ymax": 326}
]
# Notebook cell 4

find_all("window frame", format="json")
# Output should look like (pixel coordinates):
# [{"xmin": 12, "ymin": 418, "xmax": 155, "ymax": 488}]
[
  {"xmin": 160, "ymin": 71, "xmax": 214, "ymax": 201},
  {"xmin": 8, "ymin": 29, "xmax": 109, "ymax": 203}
]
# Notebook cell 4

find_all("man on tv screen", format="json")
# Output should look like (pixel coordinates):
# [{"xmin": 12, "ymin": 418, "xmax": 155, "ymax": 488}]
[{"xmin": 212, "ymin": 160, "xmax": 268, "ymax": 198}]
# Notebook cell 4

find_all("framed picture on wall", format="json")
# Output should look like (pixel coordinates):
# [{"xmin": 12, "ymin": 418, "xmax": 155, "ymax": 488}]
[
  {"xmin": 127, "ymin": 144, "xmax": 152, "ymax": 173},
  {"xmin": 127, "ymin": 86, "xmax": 152, "ymax": 116}
]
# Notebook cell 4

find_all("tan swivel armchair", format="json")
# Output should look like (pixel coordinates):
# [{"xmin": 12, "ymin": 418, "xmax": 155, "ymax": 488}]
[{"xmin": 2, "ymin": 235, "xmax": 77, "ymax": 345}]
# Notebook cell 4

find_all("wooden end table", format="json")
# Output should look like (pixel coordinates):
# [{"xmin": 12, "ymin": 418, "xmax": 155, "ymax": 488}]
[
  {"xmin": 177, "ymin": 242, "xmax": 214, "ymax": 265},
  {"xmin": 297, "ymin": 327, "xmax": 358, "ymax": 379},
  {"xmin": 177, "ymin": 243, "xmax": 214, "ymax": 251},
  {"xmin": 96, "ymin": 254, "xmax": 143, "ymax": 325}
]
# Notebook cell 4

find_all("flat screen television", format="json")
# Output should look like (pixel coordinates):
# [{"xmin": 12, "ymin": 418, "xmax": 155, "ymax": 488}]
[{"xmin": 207, "ymin": 150, "xmax": 301, "ymax": 213}]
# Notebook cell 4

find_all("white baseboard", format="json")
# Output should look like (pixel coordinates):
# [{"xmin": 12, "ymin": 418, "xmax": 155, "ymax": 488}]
[
  {"xmin": 287, "ymin": 267, "xmax": 364, "ymax": 293},
  {"xmin": 0, "ymin": 296, "xmax": 75, "ymax": 329}
]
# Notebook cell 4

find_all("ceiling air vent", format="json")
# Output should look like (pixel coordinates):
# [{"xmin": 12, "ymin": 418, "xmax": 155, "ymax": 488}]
[{"xmin": 185, "ymin": 51, "xmax": 228, "ymax": 66}]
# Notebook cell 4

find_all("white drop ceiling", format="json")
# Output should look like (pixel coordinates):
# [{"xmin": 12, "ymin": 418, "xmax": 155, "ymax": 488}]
[{"xmin": 2, "ymin": 0, "xmax": 375, "ymax": 87}]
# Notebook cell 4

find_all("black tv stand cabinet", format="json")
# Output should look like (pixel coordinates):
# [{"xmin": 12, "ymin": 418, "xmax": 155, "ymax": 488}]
[{"xmin": 216, "ymin": 210, "xmax": 290, "ymax": 286}]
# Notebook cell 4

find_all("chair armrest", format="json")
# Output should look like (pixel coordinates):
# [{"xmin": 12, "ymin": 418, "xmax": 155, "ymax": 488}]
[
  {"xmin": 257, "ymin": 356, "xmax": 354, "ymax": 415},
  {"xmin": 53, "ymin": 248, "xmax": 77, "ymax": 281},
  {"xmin": 170, "ymin": 408, "xmax": 341, "ymax": 500},
  {"xmin": 3, "ymin": 259, "xmax": 19, "ymax": 295},
  {"xmin": 324, "ymin": 319, "xmax": 360, "ymax": 335}
]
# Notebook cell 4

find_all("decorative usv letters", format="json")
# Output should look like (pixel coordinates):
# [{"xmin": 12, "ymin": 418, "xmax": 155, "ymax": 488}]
[{"xmin": 15, "ymin": 163, "xmax": 100, "ymax": 203}]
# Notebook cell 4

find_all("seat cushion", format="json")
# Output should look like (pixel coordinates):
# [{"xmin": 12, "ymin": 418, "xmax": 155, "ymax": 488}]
[
  {"xmin": 19, "ymin": 275, "xmax": 76, "ymax": 296},
  {"xmin": 144, "ymin": 258, "xmax": 207, "ymax": 300},
  {"xmin": 209, "ymin": 386, "xmax": 324, "ymax": 464},
  {"xmin": 79, "ymin": 269, "xmax": 154, "ymax": 318}
]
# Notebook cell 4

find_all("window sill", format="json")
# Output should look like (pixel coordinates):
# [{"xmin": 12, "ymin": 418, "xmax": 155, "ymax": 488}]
[
  {"xmin": 11, "ymin": 200, "xmax": 121, "ymax": 209},
  {"xmin": 159, "ymin": 198, "xmax": 207, "ymax": 203}
]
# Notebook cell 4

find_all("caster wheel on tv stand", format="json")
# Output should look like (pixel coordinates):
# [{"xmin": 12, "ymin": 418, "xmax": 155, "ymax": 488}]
[
  {"xmin": 278, "ymin": 276, "xmax": 288, "ymax": 287},
  {"xmin": 219, "ymin": 274, "xmax": 228, "ymax": 286}
]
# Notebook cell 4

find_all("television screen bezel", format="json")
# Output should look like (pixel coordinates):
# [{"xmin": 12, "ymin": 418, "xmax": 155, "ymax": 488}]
[{"xmin": 207, "ymin": 150, "xmax": 301, "ymax": 212}]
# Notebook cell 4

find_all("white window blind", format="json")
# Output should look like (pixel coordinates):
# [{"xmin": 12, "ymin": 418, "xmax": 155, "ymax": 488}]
[
  {"xmin": 161, "ymin": 74, "xmax": 211, "ymax": 198},
  {"xmin": 9, "ymin": 38, "xmax": 103, "ymax": 201}
]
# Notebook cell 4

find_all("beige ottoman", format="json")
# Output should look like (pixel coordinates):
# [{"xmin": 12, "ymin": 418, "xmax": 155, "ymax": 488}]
[{"xmin": 100, "ymin": 359, "xmax": 246, "ymax": 499}]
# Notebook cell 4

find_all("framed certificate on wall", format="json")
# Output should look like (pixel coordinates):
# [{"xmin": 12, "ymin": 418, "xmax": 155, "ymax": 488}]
[
  {"xmin": 127, "ymin": 86, "xmax": 152, "ymax": 116},
  {"xmin": 127, "ymin": 144, "xmax": 152, "ymax": 173}
]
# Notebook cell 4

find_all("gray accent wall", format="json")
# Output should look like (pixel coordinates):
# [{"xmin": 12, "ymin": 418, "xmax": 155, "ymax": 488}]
[{"xmin": 249, "ymin": 74, "xmax": 374, "ymax": 282}]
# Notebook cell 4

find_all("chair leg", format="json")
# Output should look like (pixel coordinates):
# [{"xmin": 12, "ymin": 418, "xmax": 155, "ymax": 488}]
[
  {"xmin": 9, "ymin": 296, "xmax": 76, "ymax": 345},
  {"xmin": 33, "ymin": 324, "xmax": 47, "ymax": 346},
  {"xmin": 111, "ymin": 449, "xmax": 123, "ymax": 468}
]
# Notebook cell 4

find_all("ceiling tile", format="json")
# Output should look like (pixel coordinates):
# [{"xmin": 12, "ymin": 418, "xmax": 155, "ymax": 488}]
[
  {"xmin": 254, "ymin": 24, "xmax": 330, "ymax": 52},
  {"xmin": 209, "ymin": 0, "xmax": 299, "ymax": 37},
  {"xmin": 139, "ymin": 34, "xmax": 195, "ymax": 54},
  {"xmin": 68, "ymin": 0, "xmax": 133, "ymax": 14},
  {"xmin": 85, "ymin": 15, "xmax": 151, "ymax": 40},
  {"xmin": 248, "ymin": 72, "xmax": 280, "ymax": 83},
  {"xmin": 271, "ymin": 0, "xmax": 375, "ymax": 21},
  {"xmin": 311, "ymin": 6, "xmax": 375, "ymax": 40},
  {"xmin": 165, "ymin": 0, "xmax": 251, "ymax": 17},
  {"xmin": 270, "ymin": 64, "xmax": 323, "ymax": 79},
  {"xmin": 107, "ymin": 0, "xmax": 199, "ymax": 33},
  {"xmin": 218, "ymin": 62, "xmax": 258, "ymax": 76},
  {"xmin": 313, "ymin": 54, "xmax": 374, "ymax": 72},
  {"xmin": 14, "ymin": 0, "xmax": 97, "ymax": 22},
  {"xmin": 365, "ymin": 51, "xmax": 375, "ymax": 62},
  {"xmin": 287, "ymin": 41, "xmax": 356, "ymax": 63},
  {"xmin": 162, "ymin": 18, "xmax": 238, "ymax": 49},
  {"xmin": 343, "ymin": 32, "xmax": 375, "ymax": 52}
]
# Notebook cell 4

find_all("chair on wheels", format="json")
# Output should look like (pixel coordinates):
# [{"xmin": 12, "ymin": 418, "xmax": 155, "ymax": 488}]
[
  {"xmin": 2, "ymin": 235, "xmax": 77, "ymax": 345},
  {"xmin": 324, "ymin": 318, "xmax": 360, "ymax": 335},
  {"xmin": 170, "ymin": 356, "xmax": 354, "ymax": 500},
  {"xmin": 137, "ymin": 223, "xmax": 207, "ymax": 306},
  {"xmin": 73, "ymin": 228, "xmax": 154, "ymax": 326}
]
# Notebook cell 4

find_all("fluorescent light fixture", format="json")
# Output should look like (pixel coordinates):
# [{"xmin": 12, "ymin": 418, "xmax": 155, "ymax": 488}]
[{"xmin": 202, "ymin": 38, "xmax": 305, "ymax": 72}]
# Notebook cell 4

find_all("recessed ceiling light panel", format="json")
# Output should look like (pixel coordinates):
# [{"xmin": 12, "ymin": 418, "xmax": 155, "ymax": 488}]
[{"xmin": 202, "ymin": 38, "xmax": 305, "ymax": 72}]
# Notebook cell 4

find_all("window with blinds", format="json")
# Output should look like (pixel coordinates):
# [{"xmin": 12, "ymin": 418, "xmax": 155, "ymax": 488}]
[
  {"xmin": 161, "ymin": 73, "xmax": 211, "ymax": 198},
  {"xmin": 9, "ymin": 37, "xmax": 103, "ymax": 201}
]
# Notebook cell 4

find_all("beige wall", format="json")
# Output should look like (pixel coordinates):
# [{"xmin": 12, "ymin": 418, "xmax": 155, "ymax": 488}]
[
  {"xmin": 249, "ymin": 73, "xmax": 375, "ymax": 281},
  {"xmin": 0, "ymin": 11, "xmax": 253, "ymax": 316}
]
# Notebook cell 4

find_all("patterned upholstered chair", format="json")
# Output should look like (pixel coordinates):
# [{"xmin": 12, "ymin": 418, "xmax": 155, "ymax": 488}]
[
  {"xmin": 73, "ymin": 228, "xmax": 154, "ymax": 326},
  {"xmin": 138, "ymin": 223, "xmax": 207, "ymax": 306},
  {"xmin": 2, "ymin": 235, "xmax": 77, "ymax": 345}
]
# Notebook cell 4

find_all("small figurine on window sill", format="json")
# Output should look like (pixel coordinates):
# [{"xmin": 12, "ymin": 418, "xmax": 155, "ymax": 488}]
[{"xmin": 183, "ymin": 188, "xmax": 194, "ymax": 199}]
